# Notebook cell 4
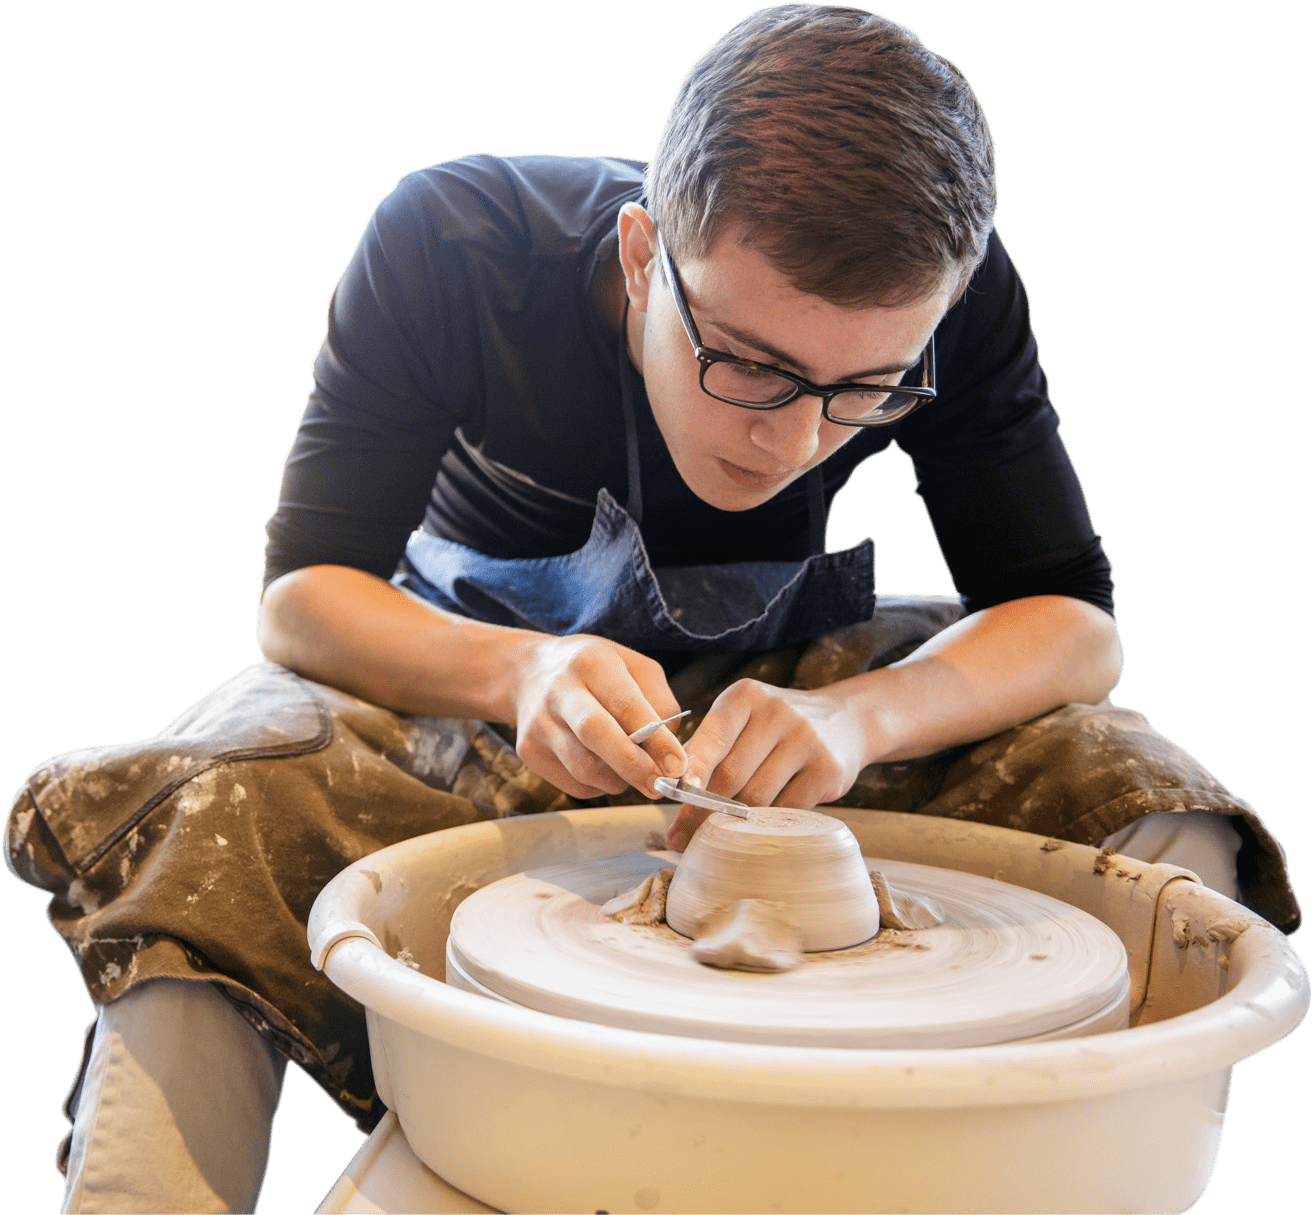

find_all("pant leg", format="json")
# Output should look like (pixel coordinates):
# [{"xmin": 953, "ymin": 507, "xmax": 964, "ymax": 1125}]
[
  {"xmin": 8, "ymin": 664, "xmax": 578, "ymax": 1135},
  {"xmin": 1101, "ymin": 810, "xmax": 1243, "ymax": 902},
  {"xmin": 63, "ymin": 978, "xmax": 286, "ymax": 1215}
]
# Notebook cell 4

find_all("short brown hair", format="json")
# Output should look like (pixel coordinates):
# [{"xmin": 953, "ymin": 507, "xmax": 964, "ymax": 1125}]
[{"xmin": 647, "ymin": 4, "xmax": 995, "ymax": 306}]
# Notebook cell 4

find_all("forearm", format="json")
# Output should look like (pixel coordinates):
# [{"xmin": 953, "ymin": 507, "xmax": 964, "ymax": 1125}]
[
  {"xmin": 258, "ymin": 565, "xmax": 686, "ymax": 799},
  {"xmin": 847, "ymin": 595, "xmax": 1122, "ymax": 764},
  {"xmin": 258, "ymin": 565, "xmax": 537, "ymax": 719}
]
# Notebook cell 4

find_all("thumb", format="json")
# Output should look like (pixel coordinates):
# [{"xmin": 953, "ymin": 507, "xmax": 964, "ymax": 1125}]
[
  {"xmin": 639, "ymin": 726, "xmax": 688, "ymax": 783},
  {"xmin": 665, "ymin": 803, "xmax": 712, "ymax": 853}
]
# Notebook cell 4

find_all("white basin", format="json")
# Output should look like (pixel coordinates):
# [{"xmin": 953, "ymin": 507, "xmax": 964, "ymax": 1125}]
[{"xmin": 308, "ymin": 806, "xmax": 1308, "ymax": 1214}]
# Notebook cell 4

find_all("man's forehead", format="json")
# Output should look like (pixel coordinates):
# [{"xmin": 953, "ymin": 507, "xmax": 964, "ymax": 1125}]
[
  {"xmin": 681, "ymin": 228, "xmax": 950, "ymax": 379},
  {"xmin": 692, "ymin": 220, "xmax": 952, "ymax": 306}
]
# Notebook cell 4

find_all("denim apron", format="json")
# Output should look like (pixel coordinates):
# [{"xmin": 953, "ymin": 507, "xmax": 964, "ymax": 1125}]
[{"xmin": 395, "ymin": 323, "xmax": 876, "ymax": 653}]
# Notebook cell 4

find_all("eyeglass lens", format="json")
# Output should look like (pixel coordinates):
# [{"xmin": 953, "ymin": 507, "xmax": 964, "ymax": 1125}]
[{"xmin": 701, "ymin": 361, "xmax": 922, "ymax": 423}]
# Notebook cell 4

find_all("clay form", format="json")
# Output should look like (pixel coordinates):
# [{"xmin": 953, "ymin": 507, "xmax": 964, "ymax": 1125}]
[
  {"xmin": 446, "ymin": 850, "xmax": 1131, "ymax": 1048},
  {"xmin": 690, "ymin": 899, "xmax": 804, "ymax": 972},
  {"xmin": 602, "ymin": 868, "xmax": 672, "ymax": 926},
  {"xmin": 666, "ymin": 807, "xmax": 881, "ymax": 951},
  {"xmin": 871, "ymin": 869, "xmax": 944, "ymax": 930}
]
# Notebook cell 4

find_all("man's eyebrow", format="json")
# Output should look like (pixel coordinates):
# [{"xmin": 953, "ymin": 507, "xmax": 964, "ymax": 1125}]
[{"xmin": 707, "ymin": 315, "xmax": 916, "ymax": 380}]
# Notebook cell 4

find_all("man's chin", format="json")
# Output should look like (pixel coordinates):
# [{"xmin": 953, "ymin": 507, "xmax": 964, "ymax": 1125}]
[{"xmin": 696, "ymin": 458, "xmax": 799, "ymax": 508}]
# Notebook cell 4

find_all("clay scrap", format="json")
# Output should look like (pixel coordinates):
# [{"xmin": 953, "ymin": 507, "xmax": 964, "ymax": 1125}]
[
  {"xmin": 871, "ymin": 869, "xmax": 944, "ymax": 931},
  {"xmin": 602, "ymin": 868, "xmax": 674, "ymax": 926},
  {"xmin": 691, "ymin": 899, "xmax": 804, "ymax": 972},
  {"xmin": 1092, "ymin": 847, "xmax": 1117, "ymax": 875}
]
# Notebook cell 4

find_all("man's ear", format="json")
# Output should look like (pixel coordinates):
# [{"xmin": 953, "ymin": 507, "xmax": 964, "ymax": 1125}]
[{"xmin": 617, "ymin": 202, "xmax": 659, "ymax": 313}]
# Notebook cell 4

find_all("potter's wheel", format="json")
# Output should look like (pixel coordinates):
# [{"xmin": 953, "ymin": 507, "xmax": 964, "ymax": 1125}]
[{"xmin": 446, "ymin": 850, "xmax": 1131, "ymax": 1048}]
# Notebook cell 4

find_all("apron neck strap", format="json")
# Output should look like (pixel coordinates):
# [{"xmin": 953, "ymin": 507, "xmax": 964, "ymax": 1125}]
[
  {"xmin": 806, "ymin": 467, "xmax": 826, "ymax": 557},
  {"xmin": 618, "ymin": 298, "xmax": 644, "ymax": 524}
]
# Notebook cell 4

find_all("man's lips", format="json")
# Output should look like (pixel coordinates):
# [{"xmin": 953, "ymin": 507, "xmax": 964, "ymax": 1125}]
[{"xmin": 716, "ymin": 458, "xmax": 798, "ymax": 490}]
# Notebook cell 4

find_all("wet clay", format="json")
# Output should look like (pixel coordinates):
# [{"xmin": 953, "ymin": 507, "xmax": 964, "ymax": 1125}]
[
  {"xmin": 871, "ymin": 870, "xmax": 944, "ymax": 931},
  {"xmin": 690, "ymin": 899, "xmax": 804, "ymax": 973},
  {"xmin": 602, "ymin": 869, "xmax": 673, "ymax": 926}
]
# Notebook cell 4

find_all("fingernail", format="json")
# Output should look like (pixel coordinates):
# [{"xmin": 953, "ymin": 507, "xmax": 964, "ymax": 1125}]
[
  {"xmin": 661, "ymin": 753, "xmax": 685, "ymax": 776},
  {"xmin": 684, "ymin": 773, "xmax": 704, "ymax": 788}
]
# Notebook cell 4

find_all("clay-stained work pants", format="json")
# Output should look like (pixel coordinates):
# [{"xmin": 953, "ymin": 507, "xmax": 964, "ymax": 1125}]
[{"xmin": 8, "ymin": 602, "xmax": 1297, "ymax": 1213}]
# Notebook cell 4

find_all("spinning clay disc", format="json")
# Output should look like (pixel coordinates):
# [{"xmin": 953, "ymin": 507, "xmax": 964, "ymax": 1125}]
[{"xmin": 446, "ymin": 851, "xmax": 1131, "ymax": 1049}]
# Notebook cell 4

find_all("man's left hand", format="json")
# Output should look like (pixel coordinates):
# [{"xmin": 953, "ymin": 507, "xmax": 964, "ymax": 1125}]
[{"xmin": 667, "ymin": 680, "xmax": 868, "ymax": 851}]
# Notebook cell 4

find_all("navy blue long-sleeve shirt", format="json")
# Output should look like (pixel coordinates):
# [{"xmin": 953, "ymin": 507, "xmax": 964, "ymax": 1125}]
[{"xmin": 266, "ymin": 155, "xmax": 1112, "ymax": 618}]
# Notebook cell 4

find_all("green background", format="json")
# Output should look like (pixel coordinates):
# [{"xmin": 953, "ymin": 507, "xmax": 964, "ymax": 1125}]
[{"xmin": 2, "ymin": 0, "xmax": 1302, "ymax": 1208}]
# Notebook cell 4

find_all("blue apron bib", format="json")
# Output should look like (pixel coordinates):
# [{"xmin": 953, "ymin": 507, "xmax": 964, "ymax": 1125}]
[{"xmin": 394, "ymin": 314, "xmax": 875, "ymax": 654}]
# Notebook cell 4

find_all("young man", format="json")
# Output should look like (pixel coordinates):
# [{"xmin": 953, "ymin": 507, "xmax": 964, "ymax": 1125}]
[{"xmin": 7, "ymin": 5, "xmax": 1297, "ymax": 1212}]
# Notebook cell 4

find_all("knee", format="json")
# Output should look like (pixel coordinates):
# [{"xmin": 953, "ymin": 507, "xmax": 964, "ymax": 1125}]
[{"xmin": 1101, "ymin": 811, "xmax": 1242, "ymax": 901}]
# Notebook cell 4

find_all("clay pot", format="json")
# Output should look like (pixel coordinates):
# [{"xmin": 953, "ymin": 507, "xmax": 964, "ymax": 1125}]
[{"xmin": 665, "ymin": 807, "xmax": 881, "ymax": 951}]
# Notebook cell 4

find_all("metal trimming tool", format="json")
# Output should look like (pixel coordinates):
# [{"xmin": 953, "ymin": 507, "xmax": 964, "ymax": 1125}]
[{"xmin": 653, "ymin": 776, "xmax": 751, "ymax": 819}]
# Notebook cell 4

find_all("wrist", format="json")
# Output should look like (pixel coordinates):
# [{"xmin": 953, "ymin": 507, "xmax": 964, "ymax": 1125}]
[
  {"xmin": 824, "ymin": 667, "xmax": 911, "ymax": 768},
  {"xmin": 469, "ymin": 626, "xmax": 548, "ymax": 725}
]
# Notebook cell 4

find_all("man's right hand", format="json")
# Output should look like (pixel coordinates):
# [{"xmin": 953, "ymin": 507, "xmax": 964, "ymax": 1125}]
[
  {"xmin": 259, "ymin": 566, "xmax": 686, "ymax": 802},
  {"xmin": 511, "ymin": 634, "xmax": 688, "ymax": 799}
]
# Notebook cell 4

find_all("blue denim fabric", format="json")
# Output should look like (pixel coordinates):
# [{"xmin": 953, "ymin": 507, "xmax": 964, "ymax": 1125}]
[{"xmin": 396, "ymin": 488, "xmax": 875, "ymax": 654}]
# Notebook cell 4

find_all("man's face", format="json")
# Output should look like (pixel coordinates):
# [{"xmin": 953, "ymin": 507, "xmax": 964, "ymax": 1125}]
[{"xmin": 622, "ymin": 209, "xmax": 951, "ymax": 513}]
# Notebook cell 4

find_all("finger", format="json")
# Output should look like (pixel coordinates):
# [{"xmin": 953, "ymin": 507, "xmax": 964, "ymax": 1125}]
[
  {"xmin": 554, "ymin": 727, "xmax": 628, "ymax": 796},
  {"xmin": 573, "ymin": 750, "xmax": 628, "ymax": 797},
  {"xmin": 519, "ymin": 725, "xmax": 625, "ymax": 799},
  {"xmin": 666, "ymin": 803, "xmax": 713, "ymax": 853},
  {"xmin": 682, "ymin": 692, "xmax": 754, "ymax": 792},
  {"xmin": 619, "ymin": 649, "xmax": 684, "ymax": 722},
  {"xmin": 528, "ymin": 754, "xmax": 617, "ymax": 800},
  {"xmin": 628, "ymin": 710, "xmax": 690, "ymax": 744},
  {"xmin": 691, "ymin": 705, "xmax": 780, "ymax": 802},
  {"xmin": 774, "ymin": 769, "xmax": 829, "ymax": 811},
  {"xmin": 749, "ymin": 736, "xmax": 852, "ymax": 810},
  {"xmin": 566, "ymin": 705, "xmax": 678, "ymax": 797},
  {"xmin": 736, "ymin": 742, "xmax": 804, "ymax": 809},
  {"xmin": 635, "ymin": 724, "xmax": 689, "ymax": 782},
  {"xmin": 611, "ymin": 652, "xmax": 688, "ymax": 783}
]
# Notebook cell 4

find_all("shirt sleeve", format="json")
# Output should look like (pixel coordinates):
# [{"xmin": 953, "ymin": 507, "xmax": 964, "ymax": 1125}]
[
  {"xmin": 896, "ymin": 231, "xmax": 1114, "ymax": 616},
  {"xmin": 263, "ymin": 171, "xmax": 486, "ymax": 588}
]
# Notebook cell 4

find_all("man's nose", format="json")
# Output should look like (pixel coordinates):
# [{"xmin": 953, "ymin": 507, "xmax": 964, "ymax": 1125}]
[{"xmin": 747, "ymin": 395, "xmax": 824, "ymax": 468}]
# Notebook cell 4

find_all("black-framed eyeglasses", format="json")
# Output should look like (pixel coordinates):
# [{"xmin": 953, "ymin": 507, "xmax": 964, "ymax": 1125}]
[{"xmin": 657, "ymin": 232, "xmax": 936, "ymax": 427}]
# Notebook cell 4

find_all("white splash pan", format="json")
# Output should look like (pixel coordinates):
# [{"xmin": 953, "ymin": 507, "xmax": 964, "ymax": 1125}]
[{"xmin": 308, "ymin": 806, "xmax": 1308, "ymax": 1214}]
